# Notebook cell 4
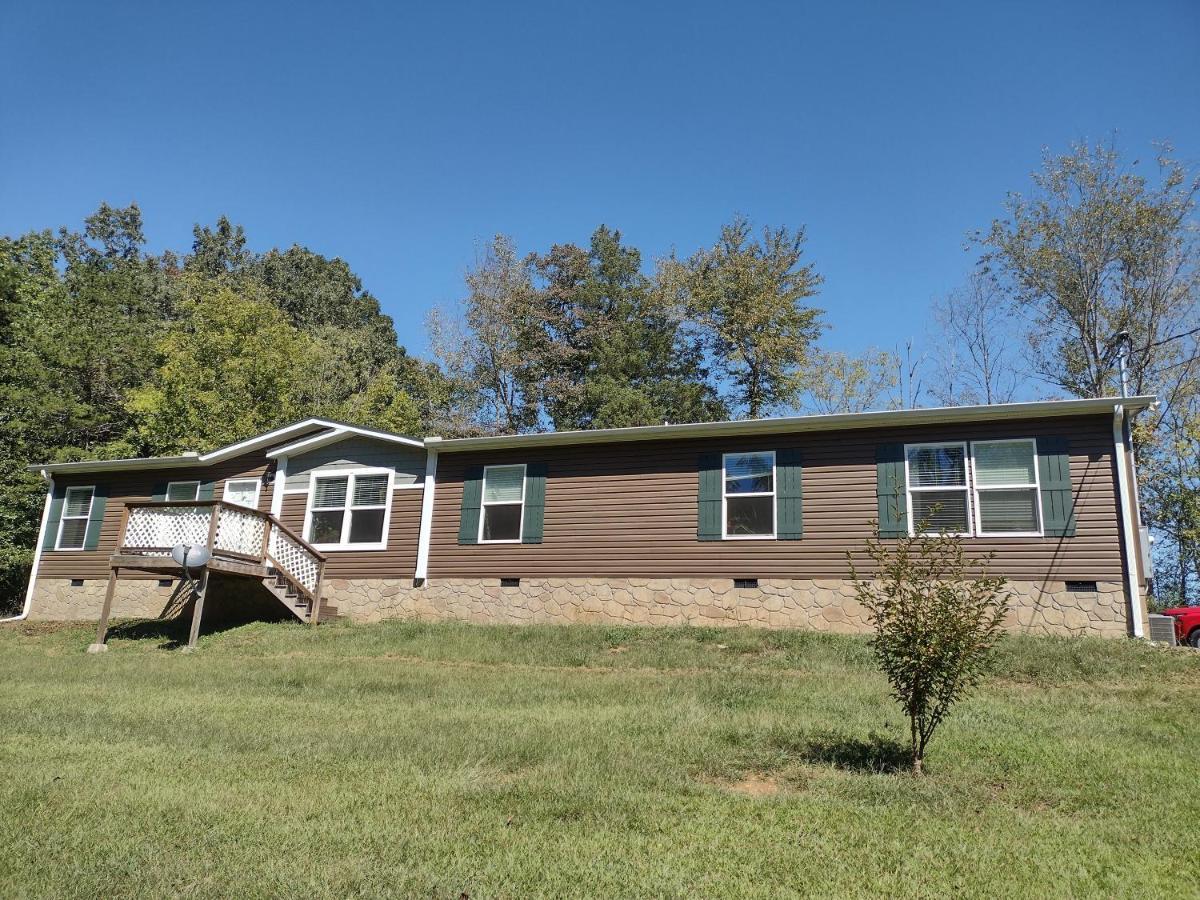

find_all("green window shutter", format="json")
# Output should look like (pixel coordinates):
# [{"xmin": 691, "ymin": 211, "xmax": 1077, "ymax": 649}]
[
  {"xmin": 198, "ymin": 480, "xmax": 215, "ymax": 500},
  {"xmin": 876, "ymin": 443, "xmax": 908, "ymax": 538},
  {"xmin": 1037, "ymin": 437, "xmax": 1076, "ymax": 537},
  {"xmin": 41, "ymin": 483, "xmax": 65, "ymax": 551},
  {"xmin": 697, "ymin": 453, "xmax": 722, "ymax": 541},
  {"xmin": 151, "ymin": 482, "xmax": 167, "ymax": 502},
  {"xmin": 522, "ymin": 463, "xmax": 547, "ymax": 544},
  {"xmin": 776, "ymin": 448, "xmax": 803, "ymax": 540},
  {"xmin": 83, "ymin": 484, "xmax": 108, "ymax": 550},
  {"xmin": 458, "ymin": 466, "xmax": 483, "ymax": 545}
]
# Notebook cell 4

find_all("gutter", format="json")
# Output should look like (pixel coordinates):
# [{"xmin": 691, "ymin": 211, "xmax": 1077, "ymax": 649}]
[
  {"xmin": 426, "ymin": 395, "xmax": 1158, "ymax": 453},
  {"xmin": 1112, "ymin": 405, "xmax": 1146, "ymax": 639},
  {"xmin": 1, "ymin": 471, "xmax": 54, "ymax": 623}
]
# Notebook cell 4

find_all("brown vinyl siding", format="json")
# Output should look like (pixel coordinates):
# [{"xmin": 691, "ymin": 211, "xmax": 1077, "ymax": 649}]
[
  {"xmin": 37, "ymin": 449, "xmax": 283, "ymax": 581},
  {"xmin": 277, "ymin": 489, "xmax": 422, "ymax": 579},
  {"xmin": 427, "ymin": 414, "xmax": 1125, "ymax": 582}
]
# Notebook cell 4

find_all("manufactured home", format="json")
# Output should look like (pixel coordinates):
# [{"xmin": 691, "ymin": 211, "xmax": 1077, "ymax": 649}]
[{"xmin": 18, "ymin": 396, "xmax": 1154, "ymax": 640}]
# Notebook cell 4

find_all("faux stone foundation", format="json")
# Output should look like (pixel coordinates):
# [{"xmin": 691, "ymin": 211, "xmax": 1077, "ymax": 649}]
[
  {"xmin": 28, "ymin": 574, "xmax": 1134, "ymax": 638},
  {"xmin": 321, "ymin": 577, "xmax": 1135, "ymax": 638}
]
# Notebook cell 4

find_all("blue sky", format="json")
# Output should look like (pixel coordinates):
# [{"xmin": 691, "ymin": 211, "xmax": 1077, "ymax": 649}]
[{"xmin": 2, "ymin": 1, "xmax": 1197, "ymax": 359}]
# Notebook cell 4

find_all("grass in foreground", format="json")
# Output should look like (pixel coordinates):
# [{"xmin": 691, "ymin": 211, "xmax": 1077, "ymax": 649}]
[{"xmin": 0, "ymin": 619, "xmax": 1196, "ymax": 898}]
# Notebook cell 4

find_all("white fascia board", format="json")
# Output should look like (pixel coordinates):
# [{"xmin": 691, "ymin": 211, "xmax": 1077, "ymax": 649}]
[
  {"xmin": 265, "ymin": 424, "xmax": 425, "ymax": 459},
  {"xmin": 31, "ymin": 453, "xmax": 202, "ymax": 475},
  {"xmin": 425, "ymin": 396, "xmax": 1158, "ymax": 453},
  {"xmin": 198, "ymin": 418, "xmax": 345, "ymax": 462}
]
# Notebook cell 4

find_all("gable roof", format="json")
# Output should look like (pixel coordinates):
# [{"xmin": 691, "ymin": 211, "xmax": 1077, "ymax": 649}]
[
  {"xmin": 265, "ymin": 424, "xmax": 424, "ymax": 459},
  {"xmin": 425, "ymin": 396, "xmax": 1158, "ymax": 453},
  {"xmin": 31, "ymin": 418, "xmax": 422, "ymax": 475}
]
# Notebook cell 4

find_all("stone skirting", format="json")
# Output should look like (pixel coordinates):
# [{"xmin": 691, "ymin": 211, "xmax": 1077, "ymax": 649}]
[
  {"xmin": 29, "ymin": 574, "xmax": 1134, "ymax": 638},
  {"xmin": 321, "ymin": 576, "xmax": 1134, "ymax": 638},
  {"xmin": 29, "ymin": 578, "xmax": 178, "ymax": 621}
]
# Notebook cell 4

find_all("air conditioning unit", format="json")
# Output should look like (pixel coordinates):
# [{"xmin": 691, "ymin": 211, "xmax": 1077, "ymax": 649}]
[{"xmin": 1148, "ymin": 614, "xmax": 1177, "ymax": 646}]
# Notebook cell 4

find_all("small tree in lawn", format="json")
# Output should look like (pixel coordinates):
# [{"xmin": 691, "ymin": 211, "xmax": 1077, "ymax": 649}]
[{"xmin": 850, "ymin": 525, "xmax": 1010, "ymax": 775}]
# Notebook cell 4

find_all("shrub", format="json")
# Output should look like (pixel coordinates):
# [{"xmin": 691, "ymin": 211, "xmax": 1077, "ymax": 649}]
[{"xmin": 850, "ymin": 527, "xmax": 1010, "ymax": 775}]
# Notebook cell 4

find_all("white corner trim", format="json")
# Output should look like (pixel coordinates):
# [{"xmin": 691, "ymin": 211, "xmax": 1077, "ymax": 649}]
[
  {"xmin": 414, "ymin": 450, "xmax": 438, "ymax": 580},
  {"xmin": 1113, "ymin": 406, "xmax": 1145, "ymax": 639},
  {"xmin": 271, "ymin": 455, "xmax": 288, "ymax": 519},
  {"xmin": 3, "ymin": 472, "xmax": 53, "ymax": 622}
]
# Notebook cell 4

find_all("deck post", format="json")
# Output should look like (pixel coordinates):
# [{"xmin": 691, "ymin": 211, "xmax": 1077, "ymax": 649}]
[
  {"xmin": 185, "ymin": 568, "xmax": 210, "ymax": 651},
  {"xmin": 310, "ymin": 562, "xmax": 325, "ymax": 626},
  {"xmin": 87, "ymin": 566, "xmax": 120, "ymax": 653}
]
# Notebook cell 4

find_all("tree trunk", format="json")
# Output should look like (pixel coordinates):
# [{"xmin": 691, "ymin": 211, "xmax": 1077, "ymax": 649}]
[{"xmin": 911, "ymin": 752, "xmax": 923, "ymax": 776}]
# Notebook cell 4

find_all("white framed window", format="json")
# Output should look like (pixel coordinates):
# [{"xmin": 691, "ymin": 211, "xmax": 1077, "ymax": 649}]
[
  {"xmin": 165, "ymin": 481, "xmax": 201, "ymax": 502},
  {"xmin": 480, "ymin": 464, "xmax": 526, "ymax": 543},
  {"xmin": 223, "ymin": 478, "xmax": 261, "ymax": 509},
  {"xmin": 971, "ymin": 439, "xmax": 1042, "ymax": 536},
  {"xmin": 56, "ymin": 486, "xmax": 95, "ymax": 550},
  {"xmin": 905, "ymin": 442, "xmax": 972, "ymax": 536},
  {"xmin": 303, "ymin": 469, "xmax": 393, "ymax": 550},
  {"xmin": 722, "ymin": 451, "xmax": 776, "ymax": 539}
]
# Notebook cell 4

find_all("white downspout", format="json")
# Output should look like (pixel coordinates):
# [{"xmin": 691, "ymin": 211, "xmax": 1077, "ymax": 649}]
[
  {"xmin": 1112, "ymin": 405, "xmax": 1145, "ymax": 639},
  {"xmin": 2, "ymin": 471, "xmax": 54, "ymax": 623},
  {"xmin": 414, "ymin": 449, "xmax": 438, "ymax": 583}
]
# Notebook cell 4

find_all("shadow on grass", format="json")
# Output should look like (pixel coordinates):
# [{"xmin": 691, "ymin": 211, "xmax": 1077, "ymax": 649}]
[
  {"xmin": 788, "ymin": 730, "xmax": 911, "ymax": 774},
  {"xmin": 106, "ymin": 614, "xmax": 266, "ymax": 650}
]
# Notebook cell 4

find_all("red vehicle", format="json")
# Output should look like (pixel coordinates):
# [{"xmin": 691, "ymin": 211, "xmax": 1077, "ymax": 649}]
[{"xmin": 1161, "ymin": 606, "xmax": 1200, "ymax": 648}]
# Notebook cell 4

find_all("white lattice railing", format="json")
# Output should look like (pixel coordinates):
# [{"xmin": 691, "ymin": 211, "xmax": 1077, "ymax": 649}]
[
  {"xmin": 268, "ymin": 527, "xmax": 321, "ymax": 594},
  {"xmin": 123, "ymin": 505, "xmax": 213, "ymax": 554},
  {"xmin": 214, "ymin": 505, "xmax": 267, "ymax": 558},
  {"xmin": 119, "ymin": 501, "xmax": 325, "ymax": 604}
]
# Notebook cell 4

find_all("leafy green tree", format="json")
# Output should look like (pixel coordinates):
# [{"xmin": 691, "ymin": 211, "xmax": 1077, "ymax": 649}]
[
  {"xmin": 662, "ymin": 215, "xmax": 824, "ymax": 417},
  {"xmin": 850, "ymin": 528, "xmax": 1010, "ymax": 775},
  {"xmin": 428, "ymin": 235, "xmax": 545, "ymax": 434},
  {"xmin": 187, "ymin": 215, "xmax": 252, "ymax": 277},
  {"xmin": 800, "ymin": 348, "xmax": 899, "ymax": 414},
  {"xmin": 531, "ymin": 226, "xmax": 723, "ymax": 429},
  {"xmin": 128, "ymin": 277, "xmax": 316, "ymax": 453},
  {"xmin": 976, "ymin": 140, "xmax": 1198, "ymax": 404}
]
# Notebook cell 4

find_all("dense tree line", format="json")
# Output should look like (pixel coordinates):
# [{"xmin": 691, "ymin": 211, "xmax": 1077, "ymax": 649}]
[{"xmin": 2, "ymin": 138, "xmax": 1197, "ymax": 612}]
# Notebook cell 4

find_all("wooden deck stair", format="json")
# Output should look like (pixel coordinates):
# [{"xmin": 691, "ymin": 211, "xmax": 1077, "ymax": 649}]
[
  {"xmin": 91, "ymin": 500, "xmax": 336, "ymax": 650},
  {"xmin": 263, "ymin": 565, "xmax": 342, "ymax": 623}
]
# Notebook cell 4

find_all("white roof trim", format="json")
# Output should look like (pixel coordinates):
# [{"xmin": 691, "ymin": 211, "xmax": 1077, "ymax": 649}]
[
  {"xmin": 32, "ymin": 418, "xmax": 422, "ymax": 475},
  {"xmin": 265, "ymin": 424, "xmax": 424, "ymax": 458},
  {"xmin": 197, "ymin": 418, "xmax": 344, "ymax": 462},
  {"xmin": 30, "ymin": 453, "xmax": 203, "ymax": 475},
  {"xmin": 425, "ymin": 396, "xmax": 1158, "ymax": 453}
]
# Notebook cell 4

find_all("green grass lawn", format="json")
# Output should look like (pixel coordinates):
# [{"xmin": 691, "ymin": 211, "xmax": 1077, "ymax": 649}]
[{"xmin": 1, "ymin": 619, "xmax": 1197, "ymax": 899}]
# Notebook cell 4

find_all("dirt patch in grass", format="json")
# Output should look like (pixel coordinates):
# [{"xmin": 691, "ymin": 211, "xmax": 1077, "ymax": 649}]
[{"xmin": 711, "ymin": 772, "xmax": 788, "ymax": 797}]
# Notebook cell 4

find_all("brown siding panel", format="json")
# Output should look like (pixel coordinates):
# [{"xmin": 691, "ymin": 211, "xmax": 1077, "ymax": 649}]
[
  {"xmin": 427, "ymin": 414, "xmax": 1124, "ymax": 583},
  {"xmin": 278, "ymin": 489, "xmax": 422, "ymax": 579}
]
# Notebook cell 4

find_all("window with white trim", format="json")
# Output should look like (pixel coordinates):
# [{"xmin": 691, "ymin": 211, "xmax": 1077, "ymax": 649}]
[
  {"xmin": 305, "ymin": 471, "xmax": 391, "ymax": 549},
  {"xmin": 971, "ymin": 439, "xmax": 1041, "ymax": 535},
  {"xmin": 905, "ymin": 443, "xmax": 971, "ymax": 535},
  {"xmin": 223, "ymin": 478, "xmax": 260, "ymax": 509},
  {"xmin": 723, "ymin": 451, "xmax": 776, "ymax": 538},
  {"xmin": 480, "ymin": 464, "xmax": 525, "ymax": 543},
  {"xmin": 904, "ymin": 439, "xmax": 1044, "ymax": 537},
  {"xmin": 165, "ymin": 481, "xmax": 201, "ymax": 502},
  {"xmin": 57, "ymin": 486, "xmax": 95, "ymax": 550}
]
